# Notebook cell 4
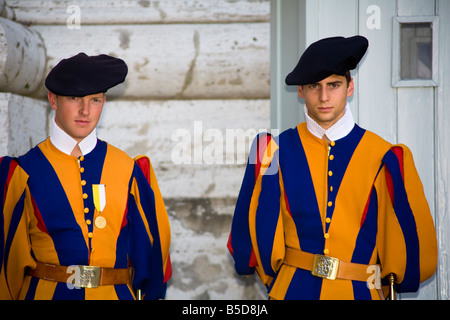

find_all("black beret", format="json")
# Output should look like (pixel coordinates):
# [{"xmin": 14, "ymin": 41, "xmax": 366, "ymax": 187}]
[
  {"xmin": 285, "ymin": 36, "xmax": 368, "ymax": 86},
  {"xmin": 45, "ymin": 52, "xmax": 128, "ymax": 96}
]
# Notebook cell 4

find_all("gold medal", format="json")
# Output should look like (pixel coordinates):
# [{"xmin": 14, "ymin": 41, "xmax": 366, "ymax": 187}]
[
  {"xmin": 95, "ymin": 216, "xmax": 107, "ymax": 229},
  {"xmin": 92, "ymin": 184, "xmax": 107, "ymax": 229}
]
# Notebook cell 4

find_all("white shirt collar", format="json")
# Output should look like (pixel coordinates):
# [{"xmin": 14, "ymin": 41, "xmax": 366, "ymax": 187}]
[
  {"xmin": 304, "ymin": 103, "xmax": 355, "ymax": 141},
  {"xmin": 50, "ymin": 117, "xmax": 97, "ymax": 156}
]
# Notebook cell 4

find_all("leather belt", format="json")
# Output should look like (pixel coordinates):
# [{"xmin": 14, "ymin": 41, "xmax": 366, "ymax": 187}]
[
  {"xmin": 28, "ymin": 262, "xmax": 132, "ymax": 288},
  {"xmin": 284, "ymin": 247, "xmax": 379, "ymax": 282}
]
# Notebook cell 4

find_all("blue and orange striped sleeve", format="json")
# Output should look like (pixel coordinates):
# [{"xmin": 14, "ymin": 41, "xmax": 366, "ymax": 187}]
[
  {"xmin": 129, "ymin": 155, "xmax": 171, "ymax": 300},
  {"xmin": 0, "ymin": 157, "xmax": 35, "ymax": 299},
  {"xmin": 377, "ymin": 145, "xmax": 437, "ymax": 293},
  {"xmin": 228, "ymin": 133, "xmax": 283, "ymax": 286},
  {"xmin": 0, "ymin": 157, "xmax": 9, "ymax": 270}
]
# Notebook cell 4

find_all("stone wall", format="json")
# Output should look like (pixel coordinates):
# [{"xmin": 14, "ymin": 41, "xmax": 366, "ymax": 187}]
[
  {"xmin": 0, "ymin": 93, "xmax": 48, "ymax": 156},
  {"xmin": 0, "ymin": 0, "xmax": 271, "ymax": 299}
]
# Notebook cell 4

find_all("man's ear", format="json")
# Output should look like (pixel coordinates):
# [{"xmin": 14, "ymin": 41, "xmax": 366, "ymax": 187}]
[
  {"xmin": 347, "ymin": 78, "xmax": 354, "ymax": 97},
  {"xmin": 48, "ymin": 92, "xmax": 58, "ymax": 111},
  {"xmin": 298, "ymin": 85, "xmax": 305, "ymax": 98}
]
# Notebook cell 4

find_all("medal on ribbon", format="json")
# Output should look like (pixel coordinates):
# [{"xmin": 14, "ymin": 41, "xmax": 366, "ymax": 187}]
[{"xmin": 92, "ymin": 184, "xmax": 106, "ymax": 229}]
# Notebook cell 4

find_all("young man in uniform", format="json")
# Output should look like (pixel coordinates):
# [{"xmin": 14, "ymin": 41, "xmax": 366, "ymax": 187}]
[
  {"xmin": 228, "ymin": 36, "xmax": 437, "ymax": 299},
  {"xmin": 0, "ymin": 53, "xmax": 171, "ymax": 300}
]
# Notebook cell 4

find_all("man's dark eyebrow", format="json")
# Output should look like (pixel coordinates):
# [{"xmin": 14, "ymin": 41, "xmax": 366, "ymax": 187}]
[
  {"xmin": 327, "ymin": 80, "xmax": 344, "ymax": 85},
  {"xmin": 304, "ymin": 80, "xmax": 344, "ymax": 87}
]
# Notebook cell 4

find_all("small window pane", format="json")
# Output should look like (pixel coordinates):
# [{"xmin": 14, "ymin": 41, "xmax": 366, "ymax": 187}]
[{"xmin": 400, "ymin": 23, "xmax": 432, "ymax": 80}]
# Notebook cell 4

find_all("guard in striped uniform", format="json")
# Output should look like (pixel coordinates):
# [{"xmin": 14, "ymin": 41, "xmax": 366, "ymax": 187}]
[
  {"xmin": 227, "ymin": 36, "xmax": 437, "ymax": 300},
  {"xmin": 0, "ymin": 53, "xmax": 171, "ymax": 300}
]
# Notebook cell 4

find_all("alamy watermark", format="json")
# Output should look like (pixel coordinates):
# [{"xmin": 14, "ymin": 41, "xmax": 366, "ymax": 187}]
[
  {"xmin": 366, "ymin": 265, "xmax": 382, "ymax": 290},
  {"xmin": 67, "ymin": 5, "xmax": 81, "ymax": 29},
  {"xmin": 366, "ymin": 5, "xmax": 381, "ymax": 30},
  {"xmin": 170, "ymin": 120, "xmax": 279, "ymax": 167},
  {"xmin": 65, "ymin": 3, "xmax": 382, "ymax": 30}
]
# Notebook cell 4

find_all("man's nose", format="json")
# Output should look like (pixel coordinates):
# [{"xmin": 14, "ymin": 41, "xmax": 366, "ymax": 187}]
[
  {"xmin": 319, "ymin": 87, "xmax": 329, "ymax": 102},
  {"xmin": 79, "ymin": 99, "xmax": 89, "ymax": 116}
]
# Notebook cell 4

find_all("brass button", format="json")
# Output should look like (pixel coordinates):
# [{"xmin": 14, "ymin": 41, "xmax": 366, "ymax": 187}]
[
  {"xmin": 328, "ymin": 171, "xmax": 333, "ymax": 177},
  {"xmin": 83, "ymin": 193, "xmax": 88, "ymax": 199},
  {"xmin": 79, "ymin": 156, "xmax": 85, "ymax": 161},
  {"xmin": 325, "ymin": 217, "xmax": 331, "ymax": 223},
  {"xmin": 330, "ymin": 141, "xmax": 335, "ymax": 147},
  {"xmin": 88, "ymin": 232, "xmax": 93, "ymax": 238},
  {"xmin": 323, "ymin": 249, "xmax": 329, "ymax": 255},
  {"xmin": 84, "ymin": 207, "xmax": 89, "ymax": 213},
  {"xmin": 80, "ymin": 167, "xmax": 85, "ymax": 173},
  {"xmin": 328, "ymin": 201, "xmax": 333, "ymax": 207},
  {"xmin": 329, "ymin": 154, "xmax": 334, "ymax": 161},
  {"xmin": 86, "ymin": 219, "xmax": 92, "ymax": 225},
  {"xmin": 330, "ymin": 186, "xmax": 333, "ymax": 192},
  {"xmin": 81, "ymin": 180, "xmax": 86, "ymax": 186},
  {"xmin": 324, "ymin": 233, "xmax": 330, "ymax": 239}
]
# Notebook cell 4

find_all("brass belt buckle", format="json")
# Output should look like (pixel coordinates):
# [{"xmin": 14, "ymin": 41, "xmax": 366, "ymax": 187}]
[
  {"xmin": 78, "ymin": 266, "xmax": 101, "ymax": 288},
  {"xmin": 311, "ymin": 254, "xmax": 339, "ymax": 280}
]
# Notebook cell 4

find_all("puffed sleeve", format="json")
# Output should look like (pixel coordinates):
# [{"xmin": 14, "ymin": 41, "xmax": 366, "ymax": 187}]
[
  {"xmin": 0, "ymin": 157, "xmax": 35, "ymax": 300},
  {"xmin": 127, "ymin": 156, "xmax": 171, "ymax": 299},
  {"xmin": 376, "ymin": 145, "xmax": 437, "ymax": 293},
  {"xmin": 228, "ymin": 133, "xmax": 284, "ymax": 286}
]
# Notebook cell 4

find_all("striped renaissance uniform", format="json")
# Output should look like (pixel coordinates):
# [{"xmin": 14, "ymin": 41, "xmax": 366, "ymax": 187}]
[
  {"xmin": 1, "ymin": 124, "xmax": 171, "ymax": 300},
  {"xmin": 228, "ymin": 106, "xmax": 437, "ymax": 300}
]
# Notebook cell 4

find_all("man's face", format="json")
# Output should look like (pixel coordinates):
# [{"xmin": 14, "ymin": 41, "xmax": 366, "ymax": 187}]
[
  {"xmin": 48, "ymin": 92, "xmax": 105, "ymax": 143},
  {"xmin": 298, "ymin": 74, "xmax": 354, "ymax": 130}
]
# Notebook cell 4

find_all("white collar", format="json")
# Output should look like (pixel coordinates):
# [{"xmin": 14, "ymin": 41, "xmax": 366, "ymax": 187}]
[
  {"xmin": 50, "ymin": 117, "xmax": 97, "ymax": 156},
  {"xmin": 304, "ymin": 103, "xmax": 355, "ymax": 141}
]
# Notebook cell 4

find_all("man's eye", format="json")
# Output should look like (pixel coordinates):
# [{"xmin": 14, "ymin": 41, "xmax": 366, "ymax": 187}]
[{"xmin": 330, "ymin": 83, "xmax": 342, "ymax": 89}]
